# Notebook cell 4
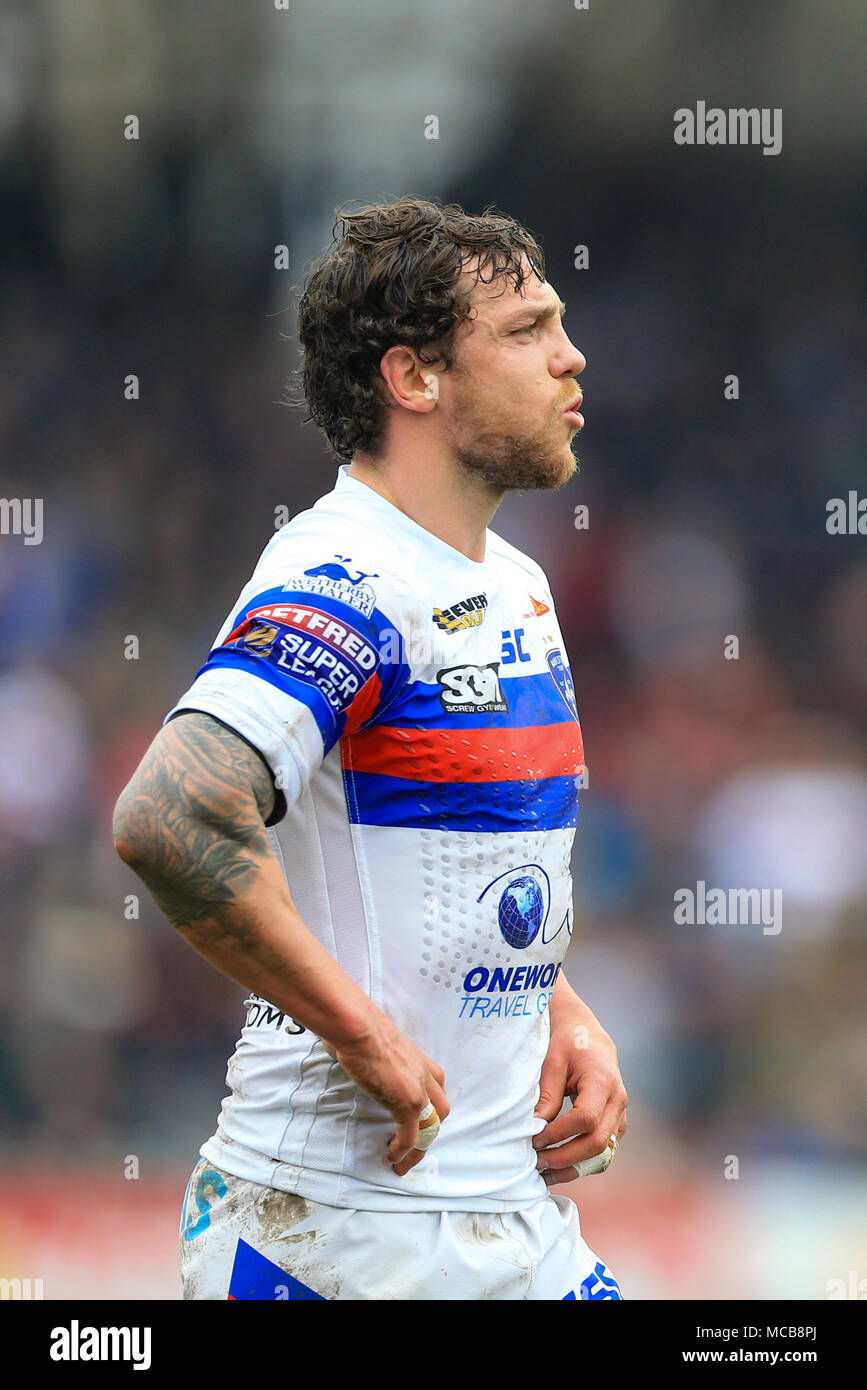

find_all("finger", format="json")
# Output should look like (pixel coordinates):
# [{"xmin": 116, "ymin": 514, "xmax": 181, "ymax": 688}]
[
  {"xmin": 424, "ymin": 1056, "xmax": 447, "ymax": 1089},
  {"xmin": 541, "ymin": 1148, "xmax": 617, "ymax": 1185},
  {"xmin": 384, "ymin": 1111, "xmax": 423, "ymax": 1169},
  {"xmin": 422, "ymin": 1075, "xmax": 450, "ymax": 1125},
  {"xmin": 390, "ymin": 1083, "xmax": 448, "ymax": 1176},
  {"xmin": 536, "ymin": 1099, "xmax": 623, "ymax": 1171},
  {"xmin": 533, "ymin": 1079, "xmax": 610, "ymax": 1151},
  {"xmin": 533, "ymin": 1054, "xmax": 569, "ymax": 1123},
  {"xmin": 541, "ymin": 1165, "xmax": 581, "ymax": 1187},
  {"xmin": 535, "ymin": 1077, "xmax": 627, "ymax": 1151},
  {"xmin": 391, "ymin": 1106, "xmax": 440, "ymax": 1176},
  {"xmin": 540, "ymin": 1123, "xmax": 624, "ymax": 1185},
  {"xmin": 389, "ymin": 1080, "xmax": 448, "ymax": 1176}
]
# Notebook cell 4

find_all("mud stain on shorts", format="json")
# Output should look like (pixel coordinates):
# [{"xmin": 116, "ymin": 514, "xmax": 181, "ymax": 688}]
[
  {"xmin": 457, "ymin": 1213, "xmax": 505, "ymax": 1245},
  {"xmin": 252, "ymin": 1184, "xmax": 313, "ymax": 1244},
  {"xmin": 249, "ymin": 1186, "xmax": 344, "ymax": 1296}
]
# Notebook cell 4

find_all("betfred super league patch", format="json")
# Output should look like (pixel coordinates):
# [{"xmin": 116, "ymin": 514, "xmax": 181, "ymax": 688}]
[{"xmin": 224, "ymin": 601, "xmax": 378, "ymax": 715}]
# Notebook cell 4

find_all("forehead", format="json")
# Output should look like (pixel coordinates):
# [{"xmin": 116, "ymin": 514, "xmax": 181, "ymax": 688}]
[{"xmin": 462, "ymin": 257, "xmax": 561, "ymax": 320}]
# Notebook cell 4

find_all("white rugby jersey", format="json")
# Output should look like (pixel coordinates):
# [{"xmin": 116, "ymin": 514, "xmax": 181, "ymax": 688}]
[{"xmin": 166, "ymin": 464, "xmax": 585, "ymax": 1211}]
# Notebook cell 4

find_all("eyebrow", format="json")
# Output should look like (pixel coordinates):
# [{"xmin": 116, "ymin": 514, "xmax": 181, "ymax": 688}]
[{"xmin": 504, "ymin": 298, "xmax": 567, "ymax": 326}]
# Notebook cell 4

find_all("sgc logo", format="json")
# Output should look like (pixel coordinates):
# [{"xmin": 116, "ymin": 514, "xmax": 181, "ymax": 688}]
[{"xmin": 437, "ymin": 662, "xmax": 508, "ymax": 714}]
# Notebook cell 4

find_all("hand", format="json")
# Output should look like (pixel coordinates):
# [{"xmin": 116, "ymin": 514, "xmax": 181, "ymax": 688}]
[
  {"xmin": 321, "ymin": 1009, "xmax": 450, "ymax": 1176},
  {"xmin": 532, "ymin": 1008, "xmax": 628, "ymax": 1187}
]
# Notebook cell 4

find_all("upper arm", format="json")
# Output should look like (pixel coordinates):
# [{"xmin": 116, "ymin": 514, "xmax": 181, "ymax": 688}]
[
  {"xmin": 160, "ymin": 558, "xmax": 417, "ymax": 820},
  {"xmin": 113, "ymin": 711, "xmax": 275, "ymax": 869}
]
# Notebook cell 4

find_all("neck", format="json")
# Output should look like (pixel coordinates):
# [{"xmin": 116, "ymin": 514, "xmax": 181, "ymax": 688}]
[{"xmin": 347, "ymin": 449, "xmax": 502, "ymax": 564}]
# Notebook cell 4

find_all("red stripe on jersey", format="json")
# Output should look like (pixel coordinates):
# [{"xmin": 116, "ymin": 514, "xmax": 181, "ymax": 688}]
[
  {"xmin": 344, "ymin": 670, "xmax": 385, "ymax": 735},
  {"xmin": 341, "ymin": 721, "xmax": 584, "ymax": 782}
]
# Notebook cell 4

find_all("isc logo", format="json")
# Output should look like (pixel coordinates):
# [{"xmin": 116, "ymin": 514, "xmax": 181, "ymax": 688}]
[{"xmin": 437, "ymin": 662, "xmax": 508, "ymax": 713}]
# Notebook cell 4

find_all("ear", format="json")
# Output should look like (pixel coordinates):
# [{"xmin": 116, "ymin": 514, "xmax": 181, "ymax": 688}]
[{"xmin": 379, "ymin": 346, "xmax": 438, "ymax": 413}]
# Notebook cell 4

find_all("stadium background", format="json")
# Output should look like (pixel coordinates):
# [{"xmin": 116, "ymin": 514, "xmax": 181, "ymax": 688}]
[{"xmin": 1, "ymin": 0, "xmax": 865, "ymax": 1299}]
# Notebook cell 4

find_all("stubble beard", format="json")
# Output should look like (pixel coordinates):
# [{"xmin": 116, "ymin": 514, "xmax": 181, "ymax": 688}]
[
  {"xmin": 445, "ymin": 381, "xmax": 579, "ymax": 492},
  {"xmin": 449, "ymin": 419, "xmax": 579, "ymax": 492}
]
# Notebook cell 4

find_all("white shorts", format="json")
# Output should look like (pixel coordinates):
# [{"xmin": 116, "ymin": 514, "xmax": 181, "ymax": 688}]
[{"xmin": 178, "ymin": 1156, "xmax": 623, "ymax": 1300}]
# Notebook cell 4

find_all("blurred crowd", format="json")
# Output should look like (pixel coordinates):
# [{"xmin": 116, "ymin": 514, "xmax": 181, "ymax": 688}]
[{"xmin": 1, "ymin": 143, "xmax": 865, "ymax": 1182}]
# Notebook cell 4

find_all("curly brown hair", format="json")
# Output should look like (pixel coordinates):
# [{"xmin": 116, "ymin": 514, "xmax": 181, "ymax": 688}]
[{"xmin": 293, "ymin": 196, "xmax": 546, "ymax": 462}]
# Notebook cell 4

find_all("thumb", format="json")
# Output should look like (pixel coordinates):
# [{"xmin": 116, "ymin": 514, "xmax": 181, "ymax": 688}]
[{"xmin": 534, "ymin": 1051, "xmax": 568, "ymax": 1122}]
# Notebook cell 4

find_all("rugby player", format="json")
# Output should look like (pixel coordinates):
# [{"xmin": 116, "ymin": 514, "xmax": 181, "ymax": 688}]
[{"xmin": 113, "ymin": 197, "xmax": 628, "ymax": 1300}]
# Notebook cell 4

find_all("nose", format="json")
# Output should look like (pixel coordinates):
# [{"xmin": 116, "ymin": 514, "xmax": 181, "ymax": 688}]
[{"xmin": 553, "ymin": 330, "xmax": 586, "ymax": 380}]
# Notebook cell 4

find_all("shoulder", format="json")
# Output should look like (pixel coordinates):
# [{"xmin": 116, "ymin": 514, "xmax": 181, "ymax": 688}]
[
  {"xmin": 235, "ymin": 500, "xmax": 425, "ymax": 634},
  {"xmin": 487, "ymin": 528, "xmax": 552, "ymax": 594}
]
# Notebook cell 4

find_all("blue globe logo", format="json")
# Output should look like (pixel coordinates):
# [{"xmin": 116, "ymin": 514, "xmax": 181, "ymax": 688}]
[{"xmin": 497, "ymin": 875, "xmax": 544, "ymax": 950}]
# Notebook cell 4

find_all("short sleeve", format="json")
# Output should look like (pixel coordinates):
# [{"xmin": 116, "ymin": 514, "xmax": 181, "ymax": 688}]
[{"xmin": 164, "ymin": 561, "xmax": 414, "ymax": 824}]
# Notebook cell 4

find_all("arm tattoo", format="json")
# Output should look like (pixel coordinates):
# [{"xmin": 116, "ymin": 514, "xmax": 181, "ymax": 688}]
[{"xmin": 113, "ymin": 712, "xmax": 277, "ymax": 931}]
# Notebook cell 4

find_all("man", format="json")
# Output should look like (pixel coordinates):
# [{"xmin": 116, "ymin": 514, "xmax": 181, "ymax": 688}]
[{"xmin": 113, "ymin": 197, "xmax": 628, "ymax": 1301}]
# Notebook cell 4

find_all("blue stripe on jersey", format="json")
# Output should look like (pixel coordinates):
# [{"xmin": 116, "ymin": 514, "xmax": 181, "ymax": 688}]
[
  {"xmin": 343, "ymin": 770, "xmax": 579, "ymax": 831},
  {"xmin": 195, "ymin": 649, "xmax": 338, "ymax": 744},
  {"xmin": 383, "ymin": 671, "xmax": 578, "ymax": 730}
]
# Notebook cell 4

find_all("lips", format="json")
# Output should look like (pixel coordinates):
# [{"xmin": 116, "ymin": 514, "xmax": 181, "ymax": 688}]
[{"xmin": 563, "ymin": 391, "xmax": 584, "ymax": 429}]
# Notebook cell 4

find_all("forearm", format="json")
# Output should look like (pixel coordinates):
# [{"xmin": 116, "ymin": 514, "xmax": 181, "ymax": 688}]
[
  {"xmin": 153, "ymin": 859, "xmax": 374, "ymax": 1049},
  {"xmin": 549, "ymin": 970, "xmax": 608, "ymax": 1033},
  {"xmin": 113, "ymin": 713, "xmax": 376, "ymax": 1049}
]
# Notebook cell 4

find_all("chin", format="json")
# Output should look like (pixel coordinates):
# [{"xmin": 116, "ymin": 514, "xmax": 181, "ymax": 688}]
[
  {"xmin": 503, "ymin": 453, "xmax": 576, "ymax": 492},
  {"xmin": 451, "ymin": 425, "xmax": 579, "ymax": 491},
  {"xmin": 558, "ymin": 447, "xmax": 580, "ymax": 483},
  {"xmin": 536, "ymin": 448, "xmax": 578, "ymax": 491}
]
